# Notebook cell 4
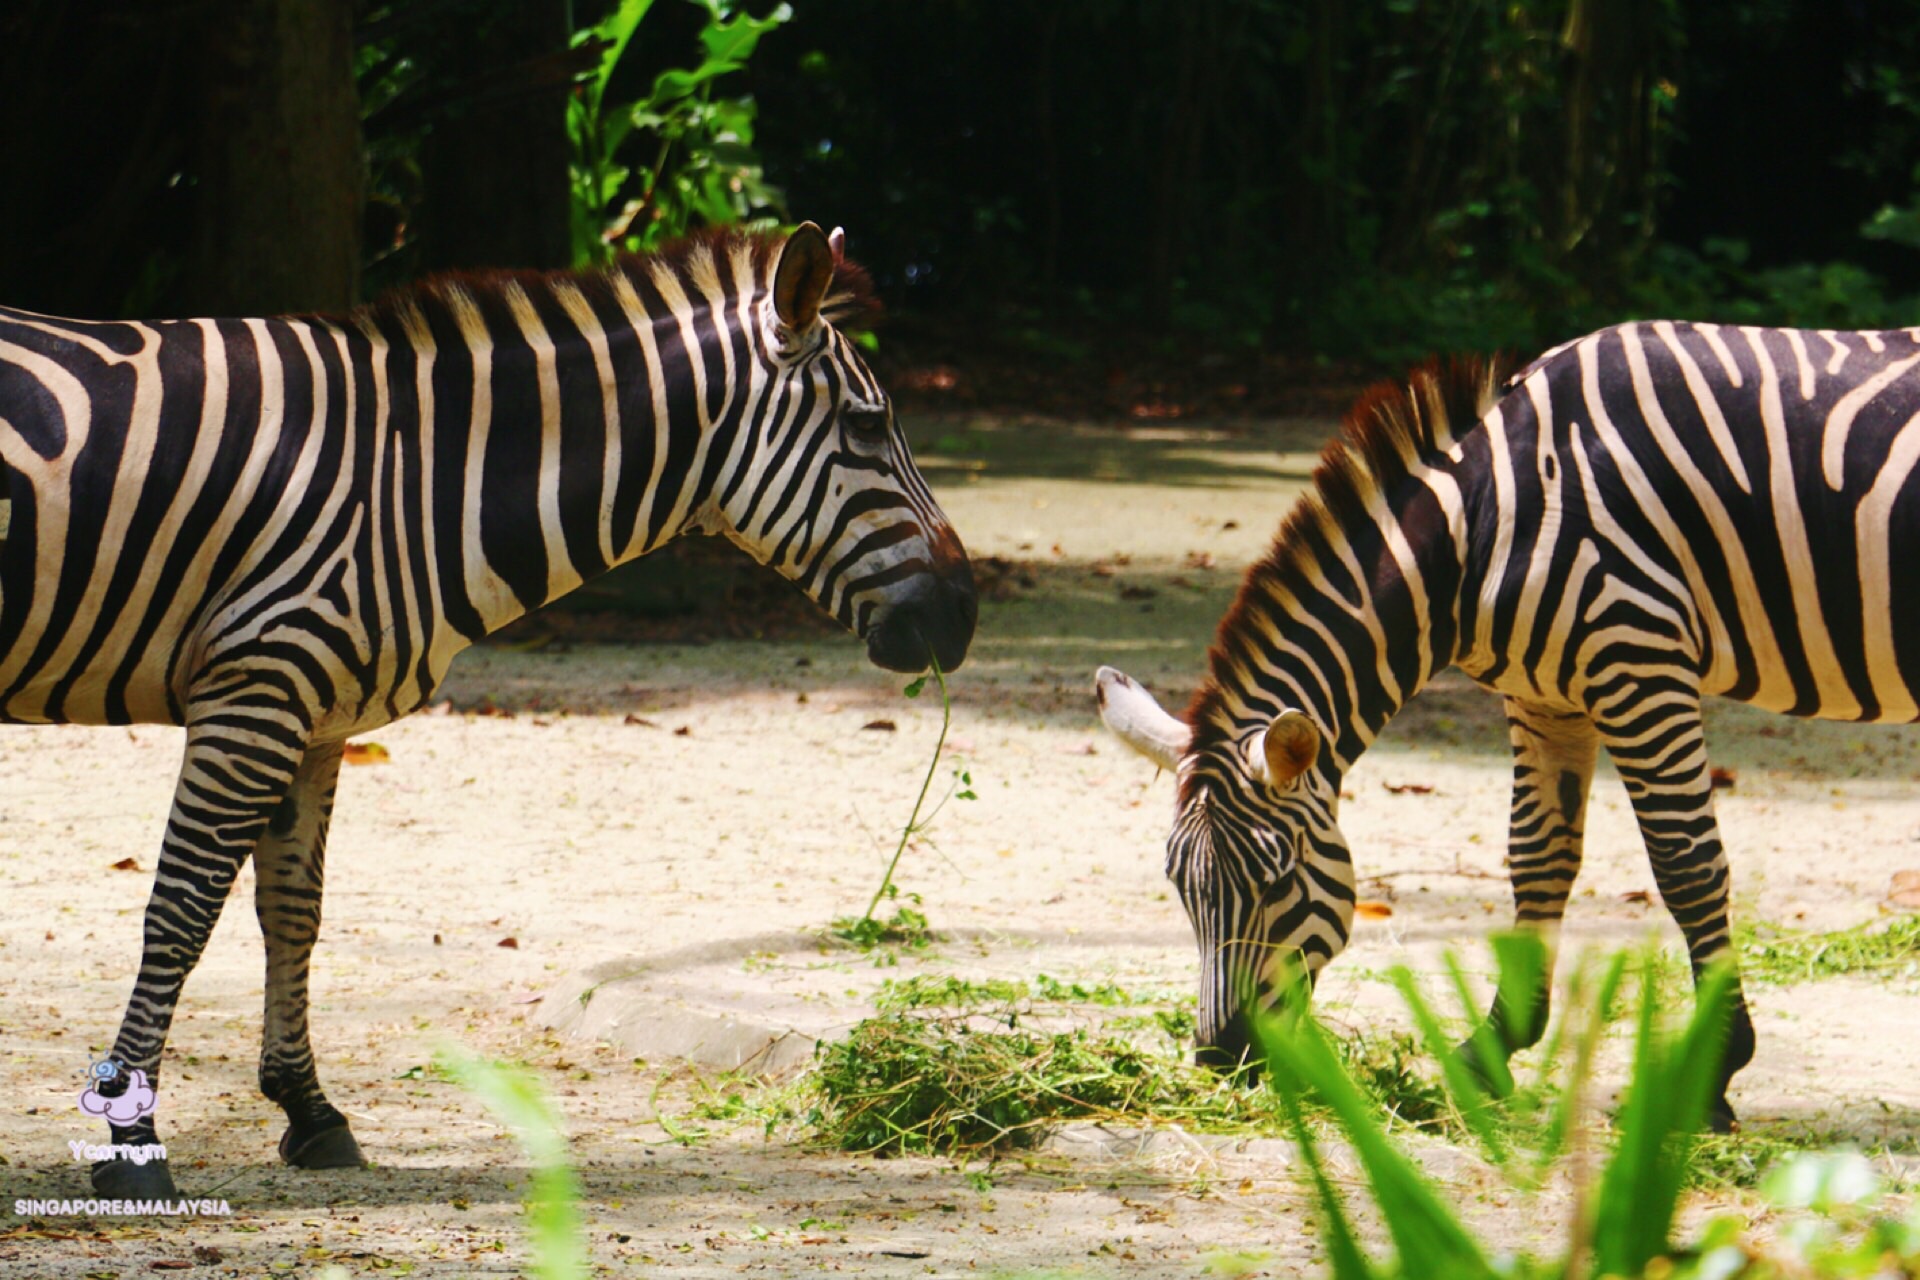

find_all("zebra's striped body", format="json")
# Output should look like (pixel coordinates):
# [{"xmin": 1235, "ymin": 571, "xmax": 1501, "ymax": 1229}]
[
  {"xmin": 1098, "ymin": 321, "xmax": 1920, "ymax": 1128},
  {"xmin": 6, "ymin": 224, "xmax": 975, "ymax": 1193}
]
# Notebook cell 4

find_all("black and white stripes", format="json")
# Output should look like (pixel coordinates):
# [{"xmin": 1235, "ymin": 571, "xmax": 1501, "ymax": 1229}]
[
  {"xmin": 5, "ymin": 223, "xmax": 975, "ymax": 1193},
  {"xmin": 1099, "ymin": 322, "xmax": 1920, "ymax": 1129}
]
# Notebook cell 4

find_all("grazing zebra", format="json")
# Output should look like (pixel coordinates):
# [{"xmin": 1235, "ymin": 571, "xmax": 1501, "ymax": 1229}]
[
  {"xmin": 1097, "ymin": 322, "xmax": 1920, "ymax": 1131},
  {"xmin": 3, "ymin": 223, "xmax": 976, "ymax": 1196}
]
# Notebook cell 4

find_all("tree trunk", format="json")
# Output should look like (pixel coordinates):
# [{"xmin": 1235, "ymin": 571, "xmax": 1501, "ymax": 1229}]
[
  {"xmin": 179, "ymin": 0, "xmax": 362, "ymax": 317},
  {"xmin": 1559, "ymin": 0, "xmax": 1664, "ymax": 273},
  {"xmin": 418, "ymin": 0, "xmax": 574, "ymax": 273}
]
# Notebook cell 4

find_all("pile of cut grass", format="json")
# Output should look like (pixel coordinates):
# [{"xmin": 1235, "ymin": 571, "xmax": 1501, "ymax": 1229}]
[
  {"xmin": 871, "ymin": 973, "xmax": 1185, "ymax": 1012},
  {"xmin": 1738, "ymin": 916, "xmax": 1920, "ymax": 985},
  {"xmin": 805, "ymin": 1006, "xmax": 1451, "ymax": 1156},
  {"xmin": 809, "ymin": 1012, "xmax": 1246, "ymax": 1154}
]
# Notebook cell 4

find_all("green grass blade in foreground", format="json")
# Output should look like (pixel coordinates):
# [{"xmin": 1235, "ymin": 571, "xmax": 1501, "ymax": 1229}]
[
  {"xmin": 439, "ymin": 1046, "xmax": 587, "ymax": 1280},
  {"xmin": 1486, "ymin": 930, "xmax": 1547, "ymax": 1046},
  {"xmin": 1255, "ymin": 1012, "xmax": 1500, "ymax": 1280},
  {"xmin": 1388, "ymin": 965, "xmax": 1509, "ymax": 1167},
  {"xmin": 1277, "ymin": 1080, "xmax": 1380, "ymax": 1280},
  {"xmin": 1531, "ymin": 949, "xmax": 1628, "ymax": 1184},
  {"xmin": 1449, "ymin": 932, "xmax": 1547, "ymax": 1101},
  {"xmin": 1587, "ymin": 956, "xmax": 1734, "ymax": 1279}
]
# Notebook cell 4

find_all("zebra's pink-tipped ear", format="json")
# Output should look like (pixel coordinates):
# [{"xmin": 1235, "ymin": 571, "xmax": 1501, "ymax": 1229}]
[
  {"xmin": 1095, "ymin": 666, "xmax": 1189, "ymax": 771},
  {"xmin": 1248, "ymin": 710, "xmax": 1320, "ymax": 789},
  {"xmin": 773, "ymin": 222, "xmax": 835, "ymax": 334}
]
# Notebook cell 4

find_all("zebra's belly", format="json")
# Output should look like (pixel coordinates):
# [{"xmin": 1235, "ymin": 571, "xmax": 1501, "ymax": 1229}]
[
  {"xmin": 1691, "ymin": 552, "xmax": 1920, "ymax": 724},
  {"xmin": 1705, "ymin": 658, "xmax": 1920, "ymax": 725},
  {"xmin": 0, "ymin": 658, "xmax": 180, "ymax": 727},
  {"xmin": 1466, "ymin": 580, "xmax": 1920, "ymax": 727}
]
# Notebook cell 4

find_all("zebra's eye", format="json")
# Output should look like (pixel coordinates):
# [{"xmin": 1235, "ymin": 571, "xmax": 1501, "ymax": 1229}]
[{"xmin": 843, "ymin": 406, "xmax": 889, "ymax": 444}]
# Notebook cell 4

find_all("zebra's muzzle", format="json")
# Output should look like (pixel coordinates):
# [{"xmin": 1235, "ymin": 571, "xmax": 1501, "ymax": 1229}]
[
  {"xmin": 865, "ymin": 569, "xmax": 977, "ymax": 674},
  {"xmin": 1195, "ymin": 1008, "xmax": 1263, "ymax": 1082}
]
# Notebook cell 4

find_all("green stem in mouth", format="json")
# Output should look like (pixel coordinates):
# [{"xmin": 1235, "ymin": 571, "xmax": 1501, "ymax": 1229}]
[{"xmin": 862, "ymin": 653, "xmax": 950, "ymax": 924}]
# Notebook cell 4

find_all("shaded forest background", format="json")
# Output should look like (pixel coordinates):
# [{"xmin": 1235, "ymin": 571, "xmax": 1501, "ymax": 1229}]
[
  {"xmin": 3, "ymin": 0, "xmax": 1919, "ymax": 636},
  {"xmin": 5, "ymin": 0, "xmax": 1920, "ymax": 368}
]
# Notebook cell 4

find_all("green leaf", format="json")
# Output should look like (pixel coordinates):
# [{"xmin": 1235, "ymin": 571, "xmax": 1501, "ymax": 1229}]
[
  {"xmin": 1487, "ymin": 929, "xmax": 1547, "ymax": 1050},
  {"xmin": 588, "ymin": 0, "xmax": 658, "ymax": 102},
  {"xmin": 1387, "ymin": 965, "xmax": 1508, "ymax": 1167},
  {"xmin": 1863, "ymin": 199, "xmax": 1920, "ymax": 250},
  {"xmin": 903, "ymin": 675, "xmax": 929, "ymax": 698},
  {"xmin": 1589, "ymin": 954, "xmax": 1735, "ymax": 1278},
  {"xmin": 699, "ymin": 4, "xmax": 793, "ymax": 66},
  {"xmin": 1762, "ymin": 1151, "xmax": 1883, "ymax": 1212},
  {"xmin": 1275, "ymin": 1080, "xmax": 1378, "ymax": 1280},
  {"xmin": 1441, "ymin": 950, "xmax": 1514, "ymax": 1103},
  {"xmin": 1255, "ymin": 1012, "xmax": 1499, "ymax": 1279},
  {"xmin": 438, "ymin": 1047, "xmax": 586, "ymax": 1280},
  {"xmin": 1530, "ymin": 949, "xmax": 1628, "ymax": 1182}
]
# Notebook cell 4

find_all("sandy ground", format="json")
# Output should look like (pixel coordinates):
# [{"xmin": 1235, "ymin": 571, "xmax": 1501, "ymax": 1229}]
[{"xmin": 4, "ymin": 409, "xmax": 1920, "ymax": 1278}]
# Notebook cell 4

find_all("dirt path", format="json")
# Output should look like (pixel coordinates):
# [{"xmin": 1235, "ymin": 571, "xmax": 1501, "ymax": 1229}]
[{"xmin": 5, "ymin": 410, "xmax": 1919, "ymax": 1278}]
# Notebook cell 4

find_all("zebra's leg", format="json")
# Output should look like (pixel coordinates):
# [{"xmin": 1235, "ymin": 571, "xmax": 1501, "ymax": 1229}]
[
  {"xmin": 1597, "ymin": 694, "xmax": 1755, "ymax": 1133},
  {"xmin": 91, "ymin": 703, "xmax": 312, "ymax": 1198},
  {"xmin": 1458, "ymin": 699, "xmax": 1600, "ymax": 1089},
  {"xmin": 252, "ymin": 740, "xmax": 365, "ymax": 1169}
]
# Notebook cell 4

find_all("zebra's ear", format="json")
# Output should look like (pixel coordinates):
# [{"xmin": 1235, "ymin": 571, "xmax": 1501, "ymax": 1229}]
[
  {"xmin": 773, "ymin": 222, "xmax": 836, "ymax": 335},
  {"xmin": 1095, "ymin": 666, "xmax": 1189, "ymax": 771},
  {"xmin": 1249, "ymin": 710, "xmax": 1320, "ymax": 789}
]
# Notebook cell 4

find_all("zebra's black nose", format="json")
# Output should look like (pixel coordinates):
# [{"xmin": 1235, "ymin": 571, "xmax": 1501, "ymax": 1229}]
[{"xmin": 866, "ymin": 569, "xmax": 976, "ymax": 674}]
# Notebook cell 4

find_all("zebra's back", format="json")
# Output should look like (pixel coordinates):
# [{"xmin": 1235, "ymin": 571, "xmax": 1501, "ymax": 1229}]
[{"xmin": 1476, "ymin": 320, "xmax": 1920, "ymax": 722}]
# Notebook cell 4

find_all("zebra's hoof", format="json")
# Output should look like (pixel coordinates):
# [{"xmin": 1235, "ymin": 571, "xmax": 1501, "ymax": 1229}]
[
  {"xmin": 91, "ymin": 1156, "xmax": 178, "ymax": 1199},
  {"xmin": 1708, "ymin": 1095, "xmax": 1740, "ymax": 1135},
  {"xmin": 279, "ymin": 1122, "xmax": 368, "ymax": 1170}
]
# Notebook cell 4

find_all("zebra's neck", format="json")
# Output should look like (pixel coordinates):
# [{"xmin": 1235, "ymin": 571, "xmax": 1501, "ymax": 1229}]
[
  {"xmin": 360, "ymin": 258, "xmax": 770, "ymax": 642},
  {"xmin": 1186, "ymin": 358, "xmax": 1509, "ymax": 781},
  {"xmin": 1196, "ymin": 461, "xmax": 1470, "ymax": 779}
]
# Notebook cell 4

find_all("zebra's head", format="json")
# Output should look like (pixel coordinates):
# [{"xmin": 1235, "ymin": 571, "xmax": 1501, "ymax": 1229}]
[
  {"xmin": 1094, "ymin": 666, "xmax": 1353, "ymax": 1074},
  {"xmin": 712, "ymin": 223, "xmax": 976, "ymax": 673}
]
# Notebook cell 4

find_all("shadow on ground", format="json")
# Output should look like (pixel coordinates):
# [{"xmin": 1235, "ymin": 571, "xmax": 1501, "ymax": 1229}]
[{"xmin": 902, "ymin": 412, "xmax": 1334, "ymax": 489}]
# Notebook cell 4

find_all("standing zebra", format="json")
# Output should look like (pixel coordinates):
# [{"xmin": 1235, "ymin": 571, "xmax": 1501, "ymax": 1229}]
[
  {"xmin": 3, "ymin": 223, "xmax": 976, "ymax": 1196},
  {"xmin": 1097, "ymin": 322, "xmax": 1920, "ymax": 1131}
]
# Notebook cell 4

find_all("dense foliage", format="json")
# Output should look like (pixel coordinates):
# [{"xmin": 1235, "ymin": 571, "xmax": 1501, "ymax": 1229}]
[
  {"xmin": 4, "ymin": 0, "xmax": 1918, "ymax": 355},
  {"xmin": 748, "ymin": 0, "xmax": 1920, "ymax": 355}
]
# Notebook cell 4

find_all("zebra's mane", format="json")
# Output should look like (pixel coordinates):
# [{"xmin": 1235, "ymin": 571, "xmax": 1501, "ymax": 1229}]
[
  {"xmin": 354, "ymin": 226, "xmax": 882, "ymax": 334},
  {"xmin": 1183, "ymin": 354, "xmax": 1511, "ymax": 756}
]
